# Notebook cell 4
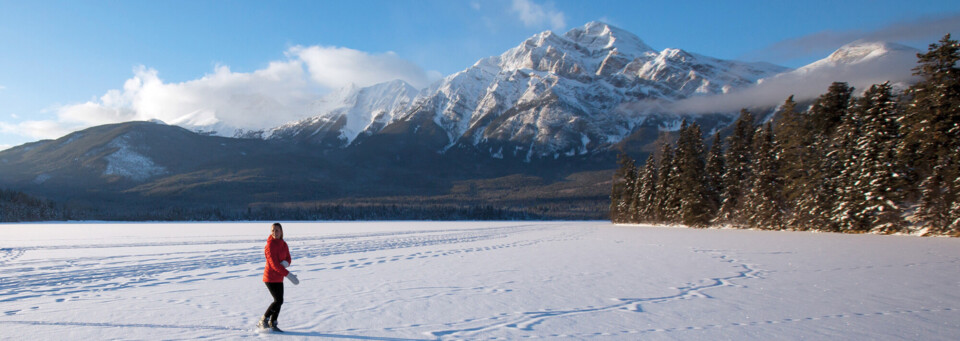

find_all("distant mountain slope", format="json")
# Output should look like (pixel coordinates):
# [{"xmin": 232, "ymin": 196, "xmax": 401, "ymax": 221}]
[
  {"xmin": 0, "ymin": 120, "xmax": 611, "ymax": 218},
  {"xmin": 0, "ymin": 121, "xmax": 341, "ymax": 205}
]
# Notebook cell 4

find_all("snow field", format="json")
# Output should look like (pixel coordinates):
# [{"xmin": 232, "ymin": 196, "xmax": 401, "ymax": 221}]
[{"xmin": 0, "ymin": 221, "xmax": 958, "ymax": 340}]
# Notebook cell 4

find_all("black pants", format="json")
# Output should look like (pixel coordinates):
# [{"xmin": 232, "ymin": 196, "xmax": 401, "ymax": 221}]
[{"xmin": 264, "ymin": 282, "xmax": 284, "ymax": 322}]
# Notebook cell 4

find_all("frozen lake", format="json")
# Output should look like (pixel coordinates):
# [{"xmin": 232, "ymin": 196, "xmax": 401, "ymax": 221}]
[{"xmin": 1, "ymin": 221, "xmax": 958, "ymax": 340}]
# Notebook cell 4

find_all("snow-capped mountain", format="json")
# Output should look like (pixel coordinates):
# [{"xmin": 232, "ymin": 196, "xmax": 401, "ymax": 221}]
[
  {"xmin": 268, "ymin": 22, "xmax": 789, "ymax": 160},
  {"xmin": 795, "ymin": 41, "xmax": 918, "ymax": 72},
  {"xmin": 242, "ymin": 23, "xmax": 923, "ymax": 163},
  {"xmin": 388, "ymin": 22, "xmax": 788, "ymax": 160}
]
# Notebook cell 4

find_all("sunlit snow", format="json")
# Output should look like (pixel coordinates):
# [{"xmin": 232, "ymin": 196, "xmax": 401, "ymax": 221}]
[{"xmin": 1, "ymin": 221, "xmax": 957, "ymax": 340}]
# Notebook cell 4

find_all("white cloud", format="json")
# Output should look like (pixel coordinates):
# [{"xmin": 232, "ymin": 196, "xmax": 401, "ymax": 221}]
[
  {"xmin": 646, "ymin": 45, "xmax": 921, "ymax": 115},
  {"xmin": 2, "ymin": 45, "xmax": 440, "ymax": 143},
  {"xmin": 292, "ymin": 45, "xmax": 438, "ymax": 89},
  {"xmin": 0, "ymin": 119, "xmax": 80, "ymax": 141},
  {"xmin": 0, "ymin": 85, "xmax": 6, "ymax": 90},
  {"xmin": 53, "ymin": 61, "xmax": 318, "ymax": 135},
  {"xmin": 511, "ymin": 0, "xmax": 566, "ymax": 31}
]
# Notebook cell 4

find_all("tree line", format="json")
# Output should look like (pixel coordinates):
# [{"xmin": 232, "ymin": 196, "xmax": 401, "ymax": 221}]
[
  {"xmin": 610, "ymin": 34, "xmax": 960, "ymax": 236},
  {"xmin": 0, "ymin": 187, "xmax": 604, "ymax": 222},
  {"xmin": 0, "ymin": 189, "xmax": 72, "ymax": 222},
  {"xmin": 5, "ymin": 200, "xmax": 544, "ymax": 222}
]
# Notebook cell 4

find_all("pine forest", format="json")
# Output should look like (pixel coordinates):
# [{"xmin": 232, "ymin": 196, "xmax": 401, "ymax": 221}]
[{"xmin": 610, "ymin": 35, "xmax": 960, "ymax": 236}]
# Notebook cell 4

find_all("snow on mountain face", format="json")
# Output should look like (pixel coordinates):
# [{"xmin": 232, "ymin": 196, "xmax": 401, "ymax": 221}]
[
  {"xmin": 634, "ymin": 49, "xmax": 786, "ymax": 96},
  {"xmin": 264, "ymin": 80, "xmax": 418, "ymax": 146},
  {"xmin": 103, "ymin": 134, "xmax": 168, "ymax": 181},
  {"xmin": 795, "ymin": 41, "xmax": 918, "ymax": 73},
  {"xmin": 496, "ymin": 21, "xmax": 656, "ymax": 76}
]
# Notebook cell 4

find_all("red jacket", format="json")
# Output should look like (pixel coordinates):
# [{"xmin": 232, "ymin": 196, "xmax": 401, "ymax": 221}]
[{"xmin": 262, "ymin": 235, "xmax": 291, "ymax": 283}]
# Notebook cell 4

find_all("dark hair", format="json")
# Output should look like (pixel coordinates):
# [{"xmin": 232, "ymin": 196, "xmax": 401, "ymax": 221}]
[{"xmin": 272, "ymin": 222, "xmax": 282, "ymax": 229}]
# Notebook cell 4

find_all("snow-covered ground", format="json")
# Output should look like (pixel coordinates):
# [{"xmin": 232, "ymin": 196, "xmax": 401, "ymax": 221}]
[{"xmin": 1, "ymin": 221, "xmax": 958, "ymax": 340}]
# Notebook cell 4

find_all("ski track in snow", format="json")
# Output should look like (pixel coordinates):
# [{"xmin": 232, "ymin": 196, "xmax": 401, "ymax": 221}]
[{"xmin": 0, "ymin": 224, "xmax": 549, "ymax": 303}]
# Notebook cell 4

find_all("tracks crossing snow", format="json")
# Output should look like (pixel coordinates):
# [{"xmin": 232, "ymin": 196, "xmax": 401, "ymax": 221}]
[
  {"xmin": 424, "ymin": 248, "xmax": 769, "ymax": 339},
  {"xmin": 0, "ymin": 224, "xmax": 548, "ymax": 303},
  {"xmin": 1, "ymin": 222, "xmax": 958, "ymax": 340}
]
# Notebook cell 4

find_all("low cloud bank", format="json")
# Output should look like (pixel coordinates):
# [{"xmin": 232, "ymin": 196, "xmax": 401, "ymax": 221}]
[{"xmin": 4, "ymin": 46, "xmax": 441, "ymax": 143}]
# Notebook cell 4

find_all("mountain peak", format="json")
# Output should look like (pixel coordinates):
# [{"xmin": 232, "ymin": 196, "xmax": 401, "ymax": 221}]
[
  {"xmin": 787, "ymin": 40, "xmax": 919, "ymax": 78},
  {"xmin": 826, "ymin": 41, "xmax": 918, "ymax": 64},
  {"xmin": 496, "ymin": 21, "xmax": 656, "ymax": 74},
  {"xmin": 563, "ymin": 21, "xmax": 654, "ymax": 54}
]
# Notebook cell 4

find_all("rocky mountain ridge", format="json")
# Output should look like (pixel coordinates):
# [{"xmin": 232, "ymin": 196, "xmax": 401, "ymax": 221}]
[{"xmin": 256, "ymin": 22, "xmax": 790, "ymax": 161}]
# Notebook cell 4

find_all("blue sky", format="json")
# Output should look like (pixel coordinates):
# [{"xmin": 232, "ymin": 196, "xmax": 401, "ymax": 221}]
[{"xmin": 1, "ymin": 0, "xmax": 959, "ymax": 149}]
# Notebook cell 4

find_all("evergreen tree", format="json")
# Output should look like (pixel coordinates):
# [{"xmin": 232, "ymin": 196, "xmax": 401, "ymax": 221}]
[
  {"xmin": 744, "ymin": 123, "xmax": 785, "ymax": 229},
  {"xmin": 948, "ymin": 171, "xmax": 960, "ymax": 234},
  {"xmin": 832, "ymin": 92, "xmax": 867, "ymax": 232},
  {"xmin": 675, "ymin": 121, "xmax": 711, "ymax": 227},
  {"xmin": 792, "ymin": 157, "xmax": 840, "ymax": 231},
  {"xmin": 809, "ymin": 82, "xmax": 853, "ymax": 136},
  {"xmin": 655, "ymin": 142, "xmax": 680, "ymax": 223},
  {"xmin": 899, "ymin": 34, "xmax": 960, "ymax": 184},
  {"xmin": 717, "ymin": 109, "xmax": 756, "ymax": 226},
  {"xmin": 918, "ymin": 139, "xmax": 960, "ymax": 234},
  {"xmin": 900, "ymin": 34, "xmax": 960, "ymax": 233},
  {"xmin": 916, "ymin": 158, "xmax": 951, "ymax": 232},
  {"xmin": 704, "ymin": 132, "xmax": 725, "ymax": 221},
  {"xmin": 951, "ymin": 148, "xmax": 960, "ymax": 235},
  {"xmin": 610, "ymin": 152, "xmax": 638, "ymax": 223},
  {"xmin": 627, "ymin": 159, "xmax": 646, "ymax": 223},
  {"xmin": 854, "ymin": 83, "xmax": 906, "ymax": 233},
  {"xmin": 834, "ymin": 83, "xmax": 905, "ymax": 232},
  {"xmin": 636, "ymin": 154, "xmax": 660, "ymax": 223},
  {"xmin": 790, "ymin": 84, "xmax": 853, "ymax": 231},
  {"xmin": 773, "ymin": 95, "xmax": 813, "ymax": 228},
  {"xmin": 628, "ymin": 163, "xmax": 645, "ymax": 223}
]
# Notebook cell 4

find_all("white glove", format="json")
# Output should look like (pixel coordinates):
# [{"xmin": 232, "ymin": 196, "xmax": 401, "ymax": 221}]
[
  {"xmin": 285, "ymin": 272, "xmax": 299, "ymax": 285},
  {"xmin": 280, "ymin": 260, "xmax": 289, "ymax": 268}
]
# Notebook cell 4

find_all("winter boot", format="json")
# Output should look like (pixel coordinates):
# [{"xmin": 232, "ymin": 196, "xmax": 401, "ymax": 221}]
[
  {"xmin": 270, "ymin": 320, "xmax": 284, "ymax": 333},
  {"xmin": 257, "ymin": 316, "xmax": 270, "ymax": 330}
]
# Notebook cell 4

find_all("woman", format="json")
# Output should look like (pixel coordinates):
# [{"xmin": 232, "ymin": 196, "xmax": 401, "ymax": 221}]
[{"xmin": 259, "ymin": 222, "xmax": 298, "ymax": 332}]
